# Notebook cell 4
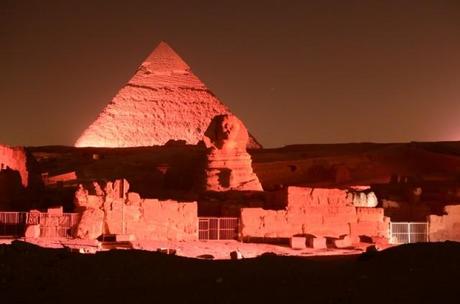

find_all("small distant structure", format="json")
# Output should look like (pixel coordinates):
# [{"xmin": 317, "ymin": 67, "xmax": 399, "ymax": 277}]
[{"xmin": 42, "ymin": 171, "xmax": 77, "ymax": 186}]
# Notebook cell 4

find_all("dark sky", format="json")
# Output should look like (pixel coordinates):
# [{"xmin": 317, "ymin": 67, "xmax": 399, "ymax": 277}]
[{"xmin": 1, "ymin": 0, "xmax": 460, "ymax": 148}]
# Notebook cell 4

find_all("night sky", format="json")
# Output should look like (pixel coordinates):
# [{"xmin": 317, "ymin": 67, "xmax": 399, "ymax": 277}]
[{"xmin": 1, "ymin": 0, "xmax": 460, "ymax": 148}]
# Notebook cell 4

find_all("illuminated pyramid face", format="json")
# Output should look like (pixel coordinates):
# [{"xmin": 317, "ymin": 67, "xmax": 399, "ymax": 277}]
[{"xmin": 75, "ymin": 42, "xmax": 261, "ymax": 148}]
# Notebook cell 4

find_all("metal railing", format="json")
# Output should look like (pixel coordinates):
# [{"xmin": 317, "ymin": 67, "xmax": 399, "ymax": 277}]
[
  {"xmin": 0, "ymin": 212, "xmax": 28, "ymax": 237},
  {"xmin": 390, "ymin": 222, "xmax": 429, "ymax": 244},
  {"xmin": 0, "ymin": 211, "xmax": 80, "ymax": 238},
  {"xmin": 198, "ymin": 217, "xmax": 239, "ymax": 240}
]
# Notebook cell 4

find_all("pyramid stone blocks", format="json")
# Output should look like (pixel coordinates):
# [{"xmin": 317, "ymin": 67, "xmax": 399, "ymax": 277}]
[{"xmin": 76, "ymin": 42, "xmax": 261, "ymax": 149}]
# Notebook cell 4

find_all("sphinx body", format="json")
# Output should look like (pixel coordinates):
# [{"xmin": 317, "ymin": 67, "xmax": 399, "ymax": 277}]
[{"xmin": 203, "ymin": 114, "xmax": 263, "ymax": 192}]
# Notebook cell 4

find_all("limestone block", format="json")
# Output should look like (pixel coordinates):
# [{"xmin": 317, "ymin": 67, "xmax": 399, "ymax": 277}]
[
  {"xmin": 87, "ymin": 195, "xmax": 104, "ymax": 209},
  {"xmin": 127, "ymin": 192, "xmax": 142, "ymax": 206},
  {"xmin": 286, "ymin": 187, "xmax": 353, "ymax": 210},
  {"xmin": 104, "ymin": 199, "xmax": 125, "ymax": 235},
  {"xmin": 74, "ymin": 184, "xmax": 89, "ymax": 208},
  {"xmin": 444, "ymin": 205, "xmax": 460, "ymax": 215},
  {"xmin": 47, "ymin": 207, "xmax": 63, "ymax": 216},
  {"xmin": 116, "ymin": 199, "xmax": 198, "ymax": 241},
  {"xmin": 115, "ymin": 234, "xmax": 136, "ymax": 242},
  {"xmin": 240, "ymin": 208, "xmax": 265, "ymax": 237},
  {"xmin": 322, "ymin": 206, "xmax": 357, "ymax": 223},
  {"xmin": 333, "ymin": 235, "xmax": 352, "ymax": 248},
  {"xmin": 306, "ymin": 236, "xmax": 327, "ymax": 249},
  {"xmin": 105, "ymin": 179, "xmax": 130, "ymax": 200},
  {"xmin": 25, "ymin": 224, "xmax": 40, "ymax": 238},
  {"xmin": 428, "ymin": 215, "xmax": 444, "ymax": 242},
  {"xmin": 76, "ymin": 208, "xmax": 104, "ymax": 240},
  {"xmin": 290, "ymin": 236, "xmax": 306, "ymax": 249},
  {"xmin": 350, "ymin": 221, "xmax": 387, "ymax": 238},
  {"xmin": 356, "ymin": 207, "xmax": 384, "ymax": 222},
  {"xmin": 240, "ymin": 208, "xmax": 290, "ymax": 238},
  {"xmin": 428, "ymin": 205, "xmax": 460, "ymax": 241}
]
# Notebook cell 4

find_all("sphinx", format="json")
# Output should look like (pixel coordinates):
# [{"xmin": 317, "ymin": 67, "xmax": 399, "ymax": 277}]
[{"xmin": 202, "ymin": 114, "xmax": 263, "ymax": 192}]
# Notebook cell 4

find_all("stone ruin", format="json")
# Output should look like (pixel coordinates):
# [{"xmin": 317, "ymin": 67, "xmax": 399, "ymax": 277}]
[
  {"xmin": 0, "ymin": 145, "xmax": 30, "ymax": 210},
  {"xmin": 19, "ymin": 122, "xmax": 460, "ymax": 250},
  {"xmin": 16, "ymin": 115, "xmax": 394, "ymax": 250},
  {"xmin": 66, "ymin": 115, "xmax": 390, "ymax": 248},
  {"xmin": 4, "ymin": 41, "xmax": 460, "ymax": 255},
  {"xmin": 241, "ymin": 186, "xmax": 389, "ymax": 248},
  {"xmin": 203, "ymin": 114, "xmax": 263, "ymax": 192},
  {"xmin": 0, "ymin": 144, "xmax": 28, "ymax": 188},
  {"xmin": 74, "ymin": 179, "xmax": 197, "ymax": 241}
]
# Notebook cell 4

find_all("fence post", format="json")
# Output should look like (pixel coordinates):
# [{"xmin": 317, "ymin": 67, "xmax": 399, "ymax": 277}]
[
  {"xmin": 426, "ymin": 222, "xmax": 429, "ymax": 242},
  {"xmin": 389, "ymin": 223, "xmax": 392, "ymax": 244},
  {"xmin": 217, "ymin": 218, "xmax": 220, "ymax": 240},
  {"xmin": 15, "ymin": 213, "xmax": 18, "ymax": 236},
  {"xmin": 408, "ymin": 223, "xmax": 411, "ymax": 244}
]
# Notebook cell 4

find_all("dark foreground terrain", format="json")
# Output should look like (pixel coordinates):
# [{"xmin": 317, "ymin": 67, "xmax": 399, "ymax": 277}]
[{"xmin": 0, "ymin": 241, "xmax": 459, "ymax": 303}]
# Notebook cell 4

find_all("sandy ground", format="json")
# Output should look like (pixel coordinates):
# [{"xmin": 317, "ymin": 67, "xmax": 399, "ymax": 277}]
[
  {"xmin": 132, "ymin": 239, "xmax": 368, "ymax": 259},
  {"xmin": 1, "ymin": 237, "xmax": 376, "ymax": 259}
]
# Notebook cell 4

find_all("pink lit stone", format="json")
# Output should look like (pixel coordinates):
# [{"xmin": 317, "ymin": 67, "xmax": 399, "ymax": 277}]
[
  {"xmin": 203, "ymin": 114, "xmax": 263, "ymax": 192},
  {"xmin": 290, "ymin": 236, "xmax": 307, "ymax": 249},
  {"xmin": 24, "ymin": 224, "xmax": 40, "ymax": 238},
  {"xmin": 76, "ymin": 208, "xmax": 104, "ymax": 240},
  {"xmin": 75, "ymin": 42, "xmax": 261, "ymax": 149},
  {"xmin": 0, "ymin": 144, "xmax": 29, "ymax": 187},
  {"xmin": 240, "ymin": 186, "xmax": 390, "ymax": 243},
  {"xmin": 333, "ymin": 235, "xmax": 353, "ymax": 248},
  {"xmin": 73, "ymin": 180, "xmax": 199, "ymax": 241},
  {"xmin": 307, "ymin": 236, "xmax": 327, "ymax": 249}
]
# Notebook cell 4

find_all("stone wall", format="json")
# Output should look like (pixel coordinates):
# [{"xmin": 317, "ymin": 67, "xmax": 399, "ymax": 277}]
[
  {"xmin": 241, "ymin": 186, "xmax": 389, "ymax": 241},
  {"xmin": 104, "ymin": 198, "xmax": 198, "ymax": 241},
  {"xmin": 0, "ymin": 144, "xmax": 28, "ymax": 187},
  {"xmin": 75, "ymin": 180, "xmax": 198, "ymax": 241},
  {"xmin": 428, "ymin": 205, "xmax": 460, "ymax": 242}
]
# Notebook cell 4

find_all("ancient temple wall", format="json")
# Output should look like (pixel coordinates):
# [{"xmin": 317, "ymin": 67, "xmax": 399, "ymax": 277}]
[
  {"xmin": 241, "ymin": 186, "xmax": 389, "ymax": 241},
  {"xmin": 428, "ymin": 205, "xmax": 460, "ymax": 242},
  {"xmin": 0, "ymin": 144, "xmax": 28, "ymax": 187},
  {"xmin": 104, "ymin": 198, "xmax": 198, "ymax": 241},
  {"xmin": 75, "ymin": 185, "xmax": 198, "ymax": 241}
]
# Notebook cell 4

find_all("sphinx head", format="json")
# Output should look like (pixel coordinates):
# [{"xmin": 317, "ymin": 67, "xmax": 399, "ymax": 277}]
[{"xmin": 204, "ymin": 114, "xmax": 249, "ymax": 152}]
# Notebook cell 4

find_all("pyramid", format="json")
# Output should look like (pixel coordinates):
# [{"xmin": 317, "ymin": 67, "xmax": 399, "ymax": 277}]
[{"xmin": 75, "ymin": 42, "xmax": 261, "ymax": 149}]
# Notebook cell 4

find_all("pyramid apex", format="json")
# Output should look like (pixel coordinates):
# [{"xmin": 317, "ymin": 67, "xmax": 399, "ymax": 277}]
[
  {"xmin": 143, "ymin": 41, "xmax": 190, "ymax": 72},
  {"xmin": 158, "ymin": 40, "xmax": 170, "ymax": 46}
]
